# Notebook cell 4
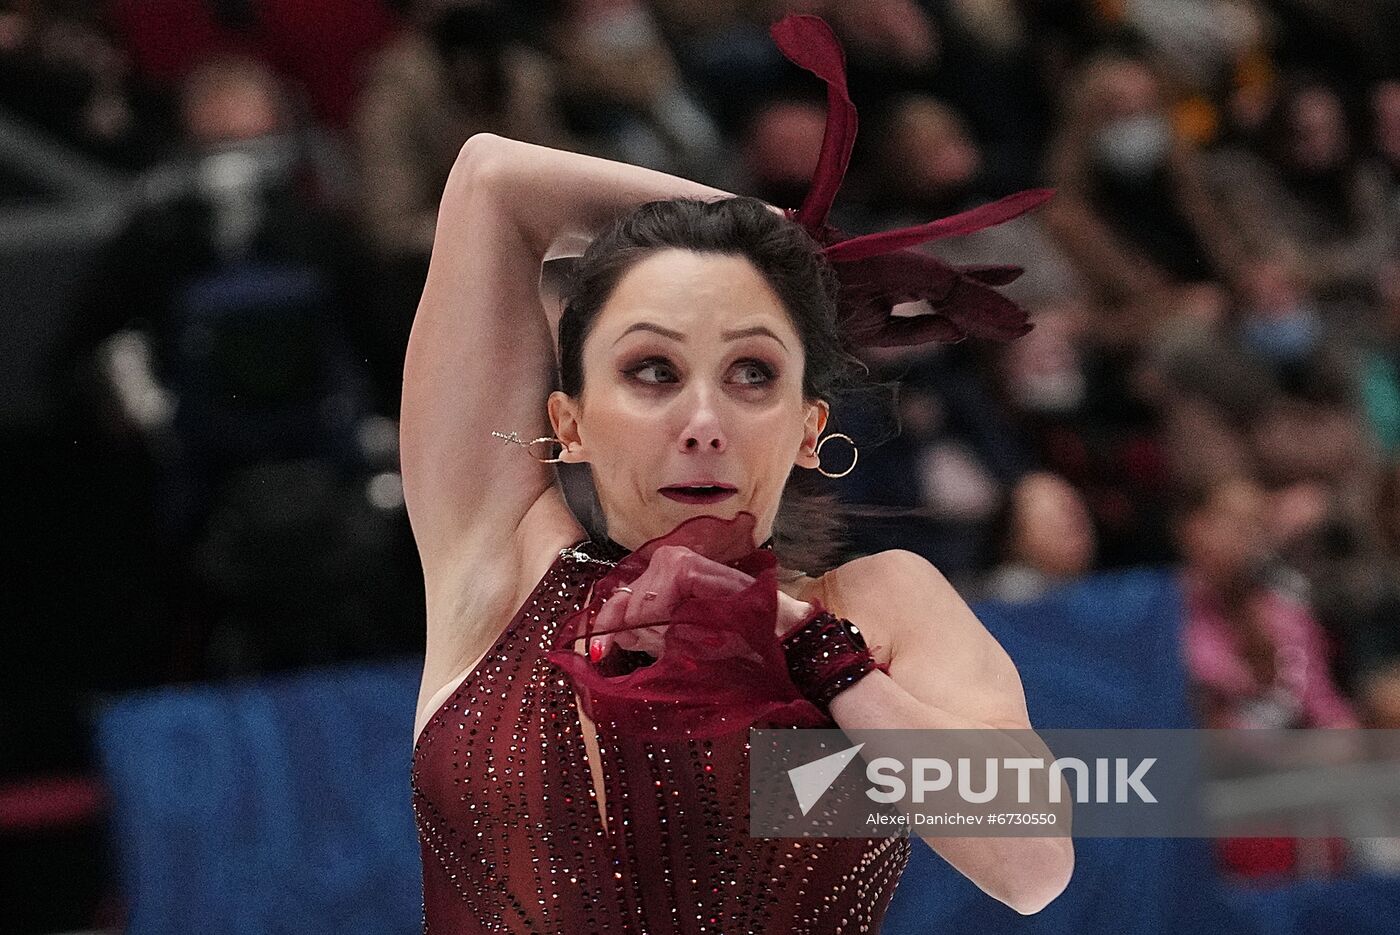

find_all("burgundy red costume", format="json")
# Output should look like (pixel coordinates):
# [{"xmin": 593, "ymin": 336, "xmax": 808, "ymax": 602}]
[{"xmin": 412, "ymin": 514, "xmax": 910, "ymax": 933}]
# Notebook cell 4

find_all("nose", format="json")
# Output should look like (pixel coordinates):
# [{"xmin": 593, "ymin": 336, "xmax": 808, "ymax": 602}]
[
  {"xmin": 684, "ymin": 434, "xmax": 724, "ymax": 452},
  {"xmin": 677, "ymin": 392, "xmax": 726, "ymax": 454}
]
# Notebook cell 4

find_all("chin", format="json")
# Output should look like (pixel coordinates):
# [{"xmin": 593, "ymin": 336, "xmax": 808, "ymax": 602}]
[
  {"xmin": 656, "ymin": 499, "xmax": 742, "ymax": 519},
  {"xmin": 662, "ymin": 504, "xmax": 735, "ymax": 518}
]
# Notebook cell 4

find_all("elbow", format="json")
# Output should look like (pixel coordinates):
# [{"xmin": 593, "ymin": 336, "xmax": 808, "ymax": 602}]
[
  {"xmin": 452, "ymin": 133, "xmax": 511, "ymax": 191},
  {"xmin": 1007, "ymin": 877, "xmax": 1068, "ymax": 916},
  {"xmin": 458, "ymin": 131, "xmax": 505, "ymax": 168},
  {"xmin": 1003, "ymin": 839, "xmax": 1074, "ymax": 916}
]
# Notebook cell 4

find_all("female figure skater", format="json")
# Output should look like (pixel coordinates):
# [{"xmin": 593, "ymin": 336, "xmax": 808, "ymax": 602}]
[{"xmin": 406, "ymin": 14, "xmax": 1072, "ymax": 932}]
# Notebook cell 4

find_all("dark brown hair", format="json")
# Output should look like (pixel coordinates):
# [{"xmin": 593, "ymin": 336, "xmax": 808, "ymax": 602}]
[{"xmin": 556, "ymin": 195, "xmax": 898, "ymax": 575}]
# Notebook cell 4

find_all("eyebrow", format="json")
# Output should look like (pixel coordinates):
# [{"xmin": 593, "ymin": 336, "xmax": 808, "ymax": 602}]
[{"xmin": 612, "ymin": 321, "xmax": 789, "ymax": 351}]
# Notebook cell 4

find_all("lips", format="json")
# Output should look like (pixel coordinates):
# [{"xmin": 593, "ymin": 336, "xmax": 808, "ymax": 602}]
[{"xmin": 659, "ymin": 484, "xmax": 737, "ymax": 504}]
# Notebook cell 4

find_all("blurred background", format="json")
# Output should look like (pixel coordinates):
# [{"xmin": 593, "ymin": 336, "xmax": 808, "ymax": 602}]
[{"xmin": 4, "ymin": 0, "xmax": 1400, "ymax": 932}]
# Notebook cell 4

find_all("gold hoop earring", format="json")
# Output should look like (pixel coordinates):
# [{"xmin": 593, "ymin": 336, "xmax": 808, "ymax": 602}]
[
  {"xmin": 492, "ymin": 430, "xmax": 566, "ymax": 464},
  {"xmin": 813, "ymin": 431, "xmax": 858, "ymax": 479}
]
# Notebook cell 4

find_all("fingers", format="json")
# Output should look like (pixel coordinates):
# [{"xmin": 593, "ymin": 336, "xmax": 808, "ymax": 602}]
[
  {"xmin": 679, "ymin": 561, "xmax": 757, "ymax": 597},
  {"xmin": 646, "ymin": 545, "xmax": 756, "ymax": 604},
  {"xmin": 590, "ymin": 589, "xmax": 630, "ymax": 662},
  {"xmin": 588, "ymin": 630, "xmax": 608, "ymax": 663},
  {"xmin": 589, "ymin": 589, "xmax": 668, "ymax": 660},
  {"xmin": 587, "ymin": 546, "xmax": 762, "ymax": 663},
  {"xmin": 613, "ymin": 625, "xmax": 667, "ymax": 655}
]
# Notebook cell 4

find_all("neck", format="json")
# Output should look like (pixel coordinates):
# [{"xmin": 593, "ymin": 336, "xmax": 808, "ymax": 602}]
[{"xmin": 590, "ymin": 531, "xmax": 777, "ymax": 563}]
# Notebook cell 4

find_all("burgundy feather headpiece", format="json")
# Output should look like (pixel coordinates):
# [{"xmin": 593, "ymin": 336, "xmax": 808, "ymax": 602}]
[{"xmin": 769, "ymin": 13, "xmax": 1055, "ymax": 348}]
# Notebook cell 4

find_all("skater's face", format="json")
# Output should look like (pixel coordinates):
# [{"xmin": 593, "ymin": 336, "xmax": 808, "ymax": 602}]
[{"xmin": 549, "ymin": 249, "xmax": 827, "ymax": 552}]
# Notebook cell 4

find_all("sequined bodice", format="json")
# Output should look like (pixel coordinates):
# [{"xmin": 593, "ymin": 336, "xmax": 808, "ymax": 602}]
[{"xmin": 410, "ymin": 541, "xmax": 910, "ymax": 934}]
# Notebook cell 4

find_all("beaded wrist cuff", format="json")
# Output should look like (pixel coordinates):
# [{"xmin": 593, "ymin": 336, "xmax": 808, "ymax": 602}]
[{"xmin": 780, "ymin": 606, "xmax": 884, "ymax": 717}]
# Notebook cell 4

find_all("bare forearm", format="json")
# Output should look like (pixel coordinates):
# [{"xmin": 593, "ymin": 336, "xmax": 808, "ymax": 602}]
[
  {"xmin": 466, "ymin": 132, "xmax": 740, "ymax": 258},
  {"xmin": 829, "ymin": 672, "xmax": 1075, "ymax": 915}
]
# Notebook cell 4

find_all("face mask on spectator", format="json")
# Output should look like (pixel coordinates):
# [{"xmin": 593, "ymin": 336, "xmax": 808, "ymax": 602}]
[
  {"xmin": 191, "ymin": 133, "xmax": 301, "ymax": 258},
  {"xmin": 195, "ymin": 133, "xmax": 299, "ymax": 194},
  {"xmin": 1093, "ymin": 113, "xmax": 1172, "ymax": 178},
  {"xmin": 1240, "ymin": 303, "xmax": 1321, "ymax": 364},
  {"xmin": 1002, "ymin": 318, "xmax": 1085, "ymax": 414},
  {"xmin": 1013, "ymin": 365, "xmax": 1086, "ymax": 413}
]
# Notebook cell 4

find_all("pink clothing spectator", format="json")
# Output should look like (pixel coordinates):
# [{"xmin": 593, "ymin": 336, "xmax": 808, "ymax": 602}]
[{"xmin": 1182, "ymin": 569, "xmax": 1360, "ymax": 729}]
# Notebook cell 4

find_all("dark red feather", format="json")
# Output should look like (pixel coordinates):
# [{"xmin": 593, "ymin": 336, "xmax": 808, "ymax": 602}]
[{"xmin": 767, "ymin": 12, "xmax": 1053, "ymax": 349}]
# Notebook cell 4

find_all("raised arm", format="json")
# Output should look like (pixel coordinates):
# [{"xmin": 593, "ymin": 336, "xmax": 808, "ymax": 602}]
[{"xmin": 400, "ymin": 134, "xmax": 738, "ymax": 593}]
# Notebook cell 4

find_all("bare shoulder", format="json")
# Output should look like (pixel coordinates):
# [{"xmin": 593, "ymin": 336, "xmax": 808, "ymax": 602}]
[
  {"xmin": 824, "ymin": 550, "xmax": 1031, "ymax": 730},
  {"xmin": 817, "ymin": 549, "xmax": 944, "ymax": 648}
]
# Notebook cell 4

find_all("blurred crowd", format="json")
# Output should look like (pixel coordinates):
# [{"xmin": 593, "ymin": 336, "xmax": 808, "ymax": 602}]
[{"xmin": 4, "ymin": 0, "xmax": 1400, "ymax": 919}]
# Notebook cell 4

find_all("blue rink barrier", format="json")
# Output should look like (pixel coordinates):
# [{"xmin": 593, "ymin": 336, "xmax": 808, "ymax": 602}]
[
  {"xmin": 92, "ymin": 658, "xmax": 424, "ymax": 935},
  {"xmin": 91, "ymin": 567, "xmax": 1400, "ymax": 933}
]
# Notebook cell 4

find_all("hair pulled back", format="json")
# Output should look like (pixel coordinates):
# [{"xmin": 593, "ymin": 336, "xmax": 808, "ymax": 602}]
[{"xmin": 556, "ymin": 195, "xmax": 895, "ymax": 575}]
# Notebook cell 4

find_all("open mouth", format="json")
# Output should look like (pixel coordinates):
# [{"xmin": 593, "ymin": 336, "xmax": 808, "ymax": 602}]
[{"xmin": 659, "ymin": 486, "xmax": 737, "ymax": 504}]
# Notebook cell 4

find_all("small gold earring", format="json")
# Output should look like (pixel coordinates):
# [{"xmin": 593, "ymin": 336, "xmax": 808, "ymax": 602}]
[
  {"xmin": 492, "ymin": 430, "xmax": 567, "ymax": 463},
  {"xmin": 813, "ymin": 431, "xmax": 858, "ymax": 478}
]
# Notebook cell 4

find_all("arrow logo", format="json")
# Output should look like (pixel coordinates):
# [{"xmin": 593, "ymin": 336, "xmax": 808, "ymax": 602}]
[{"xmin": 787, "ymin": 742, "xmax": 865, "ymax": 815}]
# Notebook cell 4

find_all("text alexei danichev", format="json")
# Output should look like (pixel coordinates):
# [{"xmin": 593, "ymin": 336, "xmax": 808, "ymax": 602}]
[{"xmin": 865, "ymin": 812, "xmax": 1059, "ymax": 826}]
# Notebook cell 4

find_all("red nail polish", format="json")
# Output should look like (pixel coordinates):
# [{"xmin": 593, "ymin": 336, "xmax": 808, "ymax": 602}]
[{"xmin": 589, "ymin": 639, "xmax": 602, "ymax": 662}]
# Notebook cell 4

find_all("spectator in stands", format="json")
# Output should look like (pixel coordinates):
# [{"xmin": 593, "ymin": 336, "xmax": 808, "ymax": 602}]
[
  {"xmin": 1173, "ymin": 473, "xmax": 1359, "ymax": 729},
  {"xmin": 1206, "ymin": 79, "xmax": 1397, "ymax": 304},
  {"xmin": 735, "ymin": 96, "xmax": 830, "ymax": 218},
  {"xmin": 868, "ymin": 93, "xmax": 983, "ymax": 219},
  {"xmin": 108, "ymin": 0, "xmax": 396, "ymax": 128},
  {"xmin": 1246, "ymin": 339, "xmax": 1378, "ymax": 520},
  {"xmin": 1215, "ymin": 41, "xmax": 1281, "ymax": 156},
  {"xmin": 651, "ymin": 0, "xmax": 946, "ymax": 152},
  {"xmin": 804, "ymin": 0, "xmax": 942, "ymax": 116},
  {"xmin": 1173, "ymin": 471, "xmax": 1366, "ymax": 879},
  {"xmin": 547, "ymin": 0, "xmax": 726, "ymax": 181},
  {"xmin": 1354, "ymin": 460, "xmax": 1400, "ymax": 728},
  {"xmin": 1144, "ymin": 316, "xmax": 1272, "ymax": 492},
  {"xmin": 66, "ymin": 54, "xmax": 414, "ymax": 675},
  {"xmin": 861, "ymin": 93, "xmax": 1084, "ymax": 308},
  {"xmin": 645, "ymin": 1, "xmax": 786, "ymax": 134},
  {"xmin": 824, "ymin": 344, "xmax": 1029, "ymax": 582},
  {"xmin": 353, "ymin": 0, "xmax": 575, "ymax": 264},
  {"xmin": 1112, "ymin": 0, "xmax": 1266, "ymax": 95},
  {"xmin": 977, "ymin": 470, "xmax": 1097, "ymax": 603},
  {"xmin": 995, "ymin": 295, "xmax": 1181, "ymax": 569},
  {"xmin": 1149, "ymin": 301, "xmax": 1378, "ymax": 527},
  {"xmin": 1273, "ymin": 473, "xmax": 1400, "ymax": 729},
  {"xmin": 353, "ymin": 1, "xmax": 581, "ymax": 401},
  {"xmin": 996, "ymin": 299, "xmax": 1090, "ymax": 417},
  {"xmin": 66, "ymin": 53, "xmax": 382, "ymax": 549},
  {"xmin": 1358, "ymin": 259, "xmax": 1400, "ymax": 455},
  {"xmin": 916, "ymin": 0, "xmax": 1053, "ymax": 192},
  {"xmin": 1042, "ymin": 53, "xmax": 1246, "ymax": 310},
  {"xmin": 1371, "ymin": 79, "xmax": 1400, "ymax": 219},
  {"xmin": 1233, "ymin": 257, "xmax": 1328, "ymax": 366},
  {"xmin": 0, "ymin": 0, "xmax": 166, "ymax": 169},
  {"xmin": 898, "ymin": 376, "xmax": 1006, "ymax": 528}
]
